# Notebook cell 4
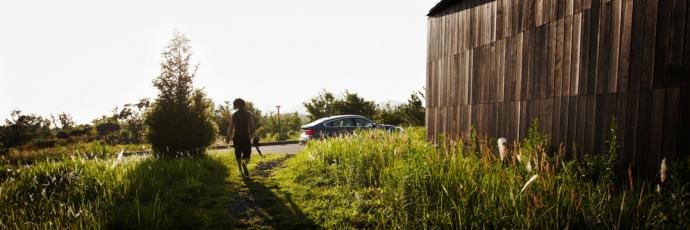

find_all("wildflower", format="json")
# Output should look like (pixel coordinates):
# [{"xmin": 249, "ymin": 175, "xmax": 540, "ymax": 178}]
[
  {"xmin": 521, "ymin": 174, "xmax": 539, "ymax": 193},
  {"xmin": 498, "ymin": 137, "xmax": 508, "ymax": 162},
  {"xmin": 656, "ymin": 184, "xmax": 662, "ymax": 194},
  {"xmin": 111, "ymin": 149, "xmax": 124, "ymax": 169},
  {"xmin": 659, "ymin": 157, "xmax": 668, "ymax": 184}
]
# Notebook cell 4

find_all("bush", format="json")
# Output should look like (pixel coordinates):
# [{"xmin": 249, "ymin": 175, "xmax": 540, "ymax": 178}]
[{"xmin": 145, "ymin": 32, "xmax": 217, "ymax": 156}]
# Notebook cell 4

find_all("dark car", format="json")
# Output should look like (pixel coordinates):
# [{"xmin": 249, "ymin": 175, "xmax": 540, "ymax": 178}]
[{"xmin": 299, "ymin": 115, "xmax": 404, "ymax": 144}]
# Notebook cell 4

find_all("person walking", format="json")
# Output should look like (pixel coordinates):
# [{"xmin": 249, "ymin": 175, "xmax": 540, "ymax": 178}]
[{"xmin": 227, "ymin": 98, "xmax": 256, "ymax": 177}]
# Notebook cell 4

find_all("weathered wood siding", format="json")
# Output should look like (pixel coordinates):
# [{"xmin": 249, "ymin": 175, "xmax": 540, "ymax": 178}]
[{"xmin": 426, "ymin": 0, "xmax": 690, "ymax": 175}]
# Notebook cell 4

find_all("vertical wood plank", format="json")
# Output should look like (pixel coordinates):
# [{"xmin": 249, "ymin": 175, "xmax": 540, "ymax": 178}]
[
  {"xmin": 685, "ymin": 0, "xmax": 690, "ymax": 88},
  {"xmin": 553, "ymin": 97, "xmax": 561, "ymax": 146},
  {"xmin": 652, "ymin": 0, "xmax": 673, "ymax": 89},
  {"xmin": 648, "ymin": 89, "xmax": 666, "ymax": 171},
  {"xmin": 576, "ymin": 95, "xmax": 587, "ymax": 158},
  {"xmin": 663, "ymin": 88, "xmax": 680, "ymax": 158},
  {"xmin": 596, "ymin": 1, "xmax": 612, "ymax": 94},
  {"xmin": 635, "ymin": 90, "xmax": 652, "ymax": 176},
  {"xmin": 545, "ymin": 98, "xmax": 554, "ymax": 142},
  {"xmin": 564, "ymin": 16, "xmax": 574, "ymax": 96},
  {"xmin": 623, "ymin": 91, "xmax": 638, "ymax": 168},
  {"xmin": 679, "ymin": 90, "xmax": 690, "ymax": 156},
  {"xmin": 608, "ymin": 0, "xmax": 622, "ymax": 93},
  {"xmin": 497, "ymin": 0, "xmax": 505, "ymax": 39},
  {"xmin": 556, "ymin": 19, "xmax": 565, "ymax": 97},
  {"xmin": 615, "ymin": 92, "xmax": 628, "ymax": 162},
  {"xmin": 516, "ymin": 32, "xmax": 524, "ymax": 100},
  {"xmin": 628, "ymin": 0, "xmax": 646, "ymax": 91},
  {"xmin": 584, "ymin": 94, "xmax": 596, "ymax": 153},
  {"xmin": 519, "ymin": 100, "xmax": 528, "ymax": 139},
  {"xmin": 548, "ymin": 21, "xmax": 557, "ymax": 98},
  {"xmin": 667, "ymin": 0, "xmax": 687, "ymax": 88},
  {"xmin": 527, "ymin": 29, "xmax": 536, "ymax": 99},
  {"xmin": 639, "ymin": 0, "xmax": 658, "ymax": 90},
  {"xmin": 587, "ymin": 3, "xmax": 601, "ymax": 95},
  {"xmin": 572, "ymin": 13, "xmax": 583, "ymax": 95},
  {"xmin": 617, "ymin": 0, "xmax": 633, "ymax": 92},
  {"xmin": 537, "ymin": 0, "xmax": 545, "ymax": 26},
  {"xmin": 580, "ymin": 10, "xmax": 591, "ymax": 95}
]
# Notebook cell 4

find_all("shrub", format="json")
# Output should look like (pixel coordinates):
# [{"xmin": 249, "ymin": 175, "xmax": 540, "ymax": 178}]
[{"xmin": 145, "ymin": 32, "xmax": 217, "ymax": 156}]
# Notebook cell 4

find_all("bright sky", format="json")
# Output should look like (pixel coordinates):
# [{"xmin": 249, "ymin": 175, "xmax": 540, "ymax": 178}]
[{"xmin": 0, "ymin": 0, "xmax": 439, "ymax": 124}]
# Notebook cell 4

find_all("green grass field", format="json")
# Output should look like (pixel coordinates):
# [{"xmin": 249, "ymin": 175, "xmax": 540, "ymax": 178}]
[
  {"xmin": 2, "ymin": 127, "xmax": 688, "ymax": 229},
  {"xmin": 271, "ymin": 128, "xmax": 690, "ymax": 229},
  {"xmin": 0, "ymin": 150, "xmax": 310, "ymax": 229}
]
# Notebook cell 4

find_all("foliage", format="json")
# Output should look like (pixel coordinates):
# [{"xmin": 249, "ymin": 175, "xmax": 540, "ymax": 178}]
[
  {"xmin": 373, "ymin": 103, "xmax": 404, "ymax": 125},
  {"xmin": 257, "ymin": 112, "xmax": 302, "ymax": 141},
  {"xmin": 305, "ymin": 90, "xmax": 425, "ymax": 127},
  {"xmin": 304, "ymin": 90, "xmax": 376, "ymax": 121},
  {"xmin": 397, "ymin": 91, "xmax": 425, "ymax": 126},
  {"xmin": 274, "ymin": 128, "xmax": 690, "ymax": 228},
  {"xmin": 115, "ymin": 99, "xmax": 150, "ymax": 143},
  {"xmin": 51, "ymin": 113, "xmax": 75, "ymax": 130},
  {"xmin": 333, "ymin": 91, "xmax": 376, "ymax": 118},
  {"xmin": 93, "ymin": 115, "xmax": 121, "ymax": 138},
  {"xmin": 145, "ymin": 32, "xmax": 217, "ymax": 156},
  {"xmin": 0, "ymin": 111, "xmax": 52, "ymax": 155},
  {"xmin": 3, "ymin": 142, "xmax": 148, "ymax": 163},
  {"xmin": 303, "ymin": 90, "xmax": 338, "ymax": 121},
  {"xmin": 213, "ymin": 101, "xmax": 233, "ymax": 138}
]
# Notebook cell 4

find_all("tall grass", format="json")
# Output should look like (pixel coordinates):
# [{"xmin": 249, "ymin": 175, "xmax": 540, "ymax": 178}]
[
  {"xmin": 279, "ymin": 127, "xmax": 690, "ymax": 228},
  {"xmin": 0, "ymin": 151, "xmax": 284, "ymax": 229},
  {"xmin": 3, "ymin": 142, "xmax": 149, "ymax": 164}
]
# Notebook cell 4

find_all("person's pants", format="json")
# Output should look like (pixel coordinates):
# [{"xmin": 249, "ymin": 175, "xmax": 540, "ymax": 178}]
[
  {"xmin": 234, "ymin": 144, "xmax": 251, "ymax": 162},
  {"xmin": 234, "ymin": 143, "xmax": 251, "ymax": 176}
]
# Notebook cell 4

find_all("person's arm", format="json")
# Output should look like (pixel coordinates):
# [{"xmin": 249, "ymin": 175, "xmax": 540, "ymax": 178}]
[
  {"xmin": 226, "ymin": 116, "xmax": 235, "ymax": 143},
  {"xmin": 248, "ymin": 112, "xmax": 256, "ymax": 138}
]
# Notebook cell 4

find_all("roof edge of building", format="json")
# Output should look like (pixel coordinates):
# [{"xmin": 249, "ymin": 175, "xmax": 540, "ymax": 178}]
[{"xmin": 427, "ymin": 0, "xmax": 455, "ymax": 16}]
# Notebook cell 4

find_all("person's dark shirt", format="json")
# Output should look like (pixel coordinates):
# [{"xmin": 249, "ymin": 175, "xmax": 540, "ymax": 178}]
[{"xmin": 228, "ymin": 109, "xmax": 254, "ymax": 146}]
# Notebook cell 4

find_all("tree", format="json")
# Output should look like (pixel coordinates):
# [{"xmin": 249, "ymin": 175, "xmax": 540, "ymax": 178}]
[
  {"xmin": 398, "ymin": 91, "xmax": 426, "ymax": 126},
  {"xmin": 303, "ymin": 90, "xmax": 337, "ymax": 121},
  {"xmin": 374, "ymin": 103, "xmax": 404, "ymax": 125},
  {"xmin": 145, "ymin": 32, "xmax": 217, "ymax": 156},
  {"xmin": 213, "ymin": 101, "xmax": 233, "ymax": 138},
  {"xmin": 117, "ymin": 98, "xmax": 150, "ymax": 143},
  {"xmin": 304, "ymin": 90, "xmax": 376, "ymax": 121},
  {"xmin": 0, "ymin": 111, "xmax": 52, "ymax": 155},
  {"xmin": 93, "ymin": 115, "xmax": 121, "ymax": 137},
  {"xmin": 333, "ymin": 91, "xmax": 377, "ymax": 119},
  {"xmin": 51, "ymin": 112, "xmax": 75, "ymax": 130},
  {"xmin": 245, "ymin": 101, "xmax": 262, "ymax": 128}
]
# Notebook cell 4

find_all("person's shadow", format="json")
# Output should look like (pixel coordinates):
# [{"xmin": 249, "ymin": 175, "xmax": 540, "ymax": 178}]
[
  {"xmin": 106, "ymin": 155, "xmax": 318, "ymax": 229},
  {"xmin": 238, "ymin": 175, "xmax": 318, "ymax": 229}
]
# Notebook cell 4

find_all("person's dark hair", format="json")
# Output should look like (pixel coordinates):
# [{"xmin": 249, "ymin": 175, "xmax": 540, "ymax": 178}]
[{"xmin": 233, "ymin": 98, "xmax": 246, "ymax": 110}]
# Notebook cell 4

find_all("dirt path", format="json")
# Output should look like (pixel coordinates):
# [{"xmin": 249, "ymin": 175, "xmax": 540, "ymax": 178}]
[{"xmin": 228, "ymin": 155, "xmax": 316, "ymax": 229}]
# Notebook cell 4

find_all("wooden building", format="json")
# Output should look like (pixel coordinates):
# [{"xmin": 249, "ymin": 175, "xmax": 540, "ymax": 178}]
[{"xmin": 425, "ymin": 0, "xmax": 689, "ymax": 175}]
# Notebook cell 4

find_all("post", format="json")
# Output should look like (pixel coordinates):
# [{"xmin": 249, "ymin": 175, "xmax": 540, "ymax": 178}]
[{"xmin": 272, "ymin": 105, "xmax": 276, "ymax": 137}]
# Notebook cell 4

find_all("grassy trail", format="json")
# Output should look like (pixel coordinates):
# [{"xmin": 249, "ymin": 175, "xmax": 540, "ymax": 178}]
[
  {"xmin": 0, "ymin": 151, "xmax": 319, "ymax": 229},
  {"xmin": 230, "ymin": 155, "xmax": 318, "ymax": 229}
]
